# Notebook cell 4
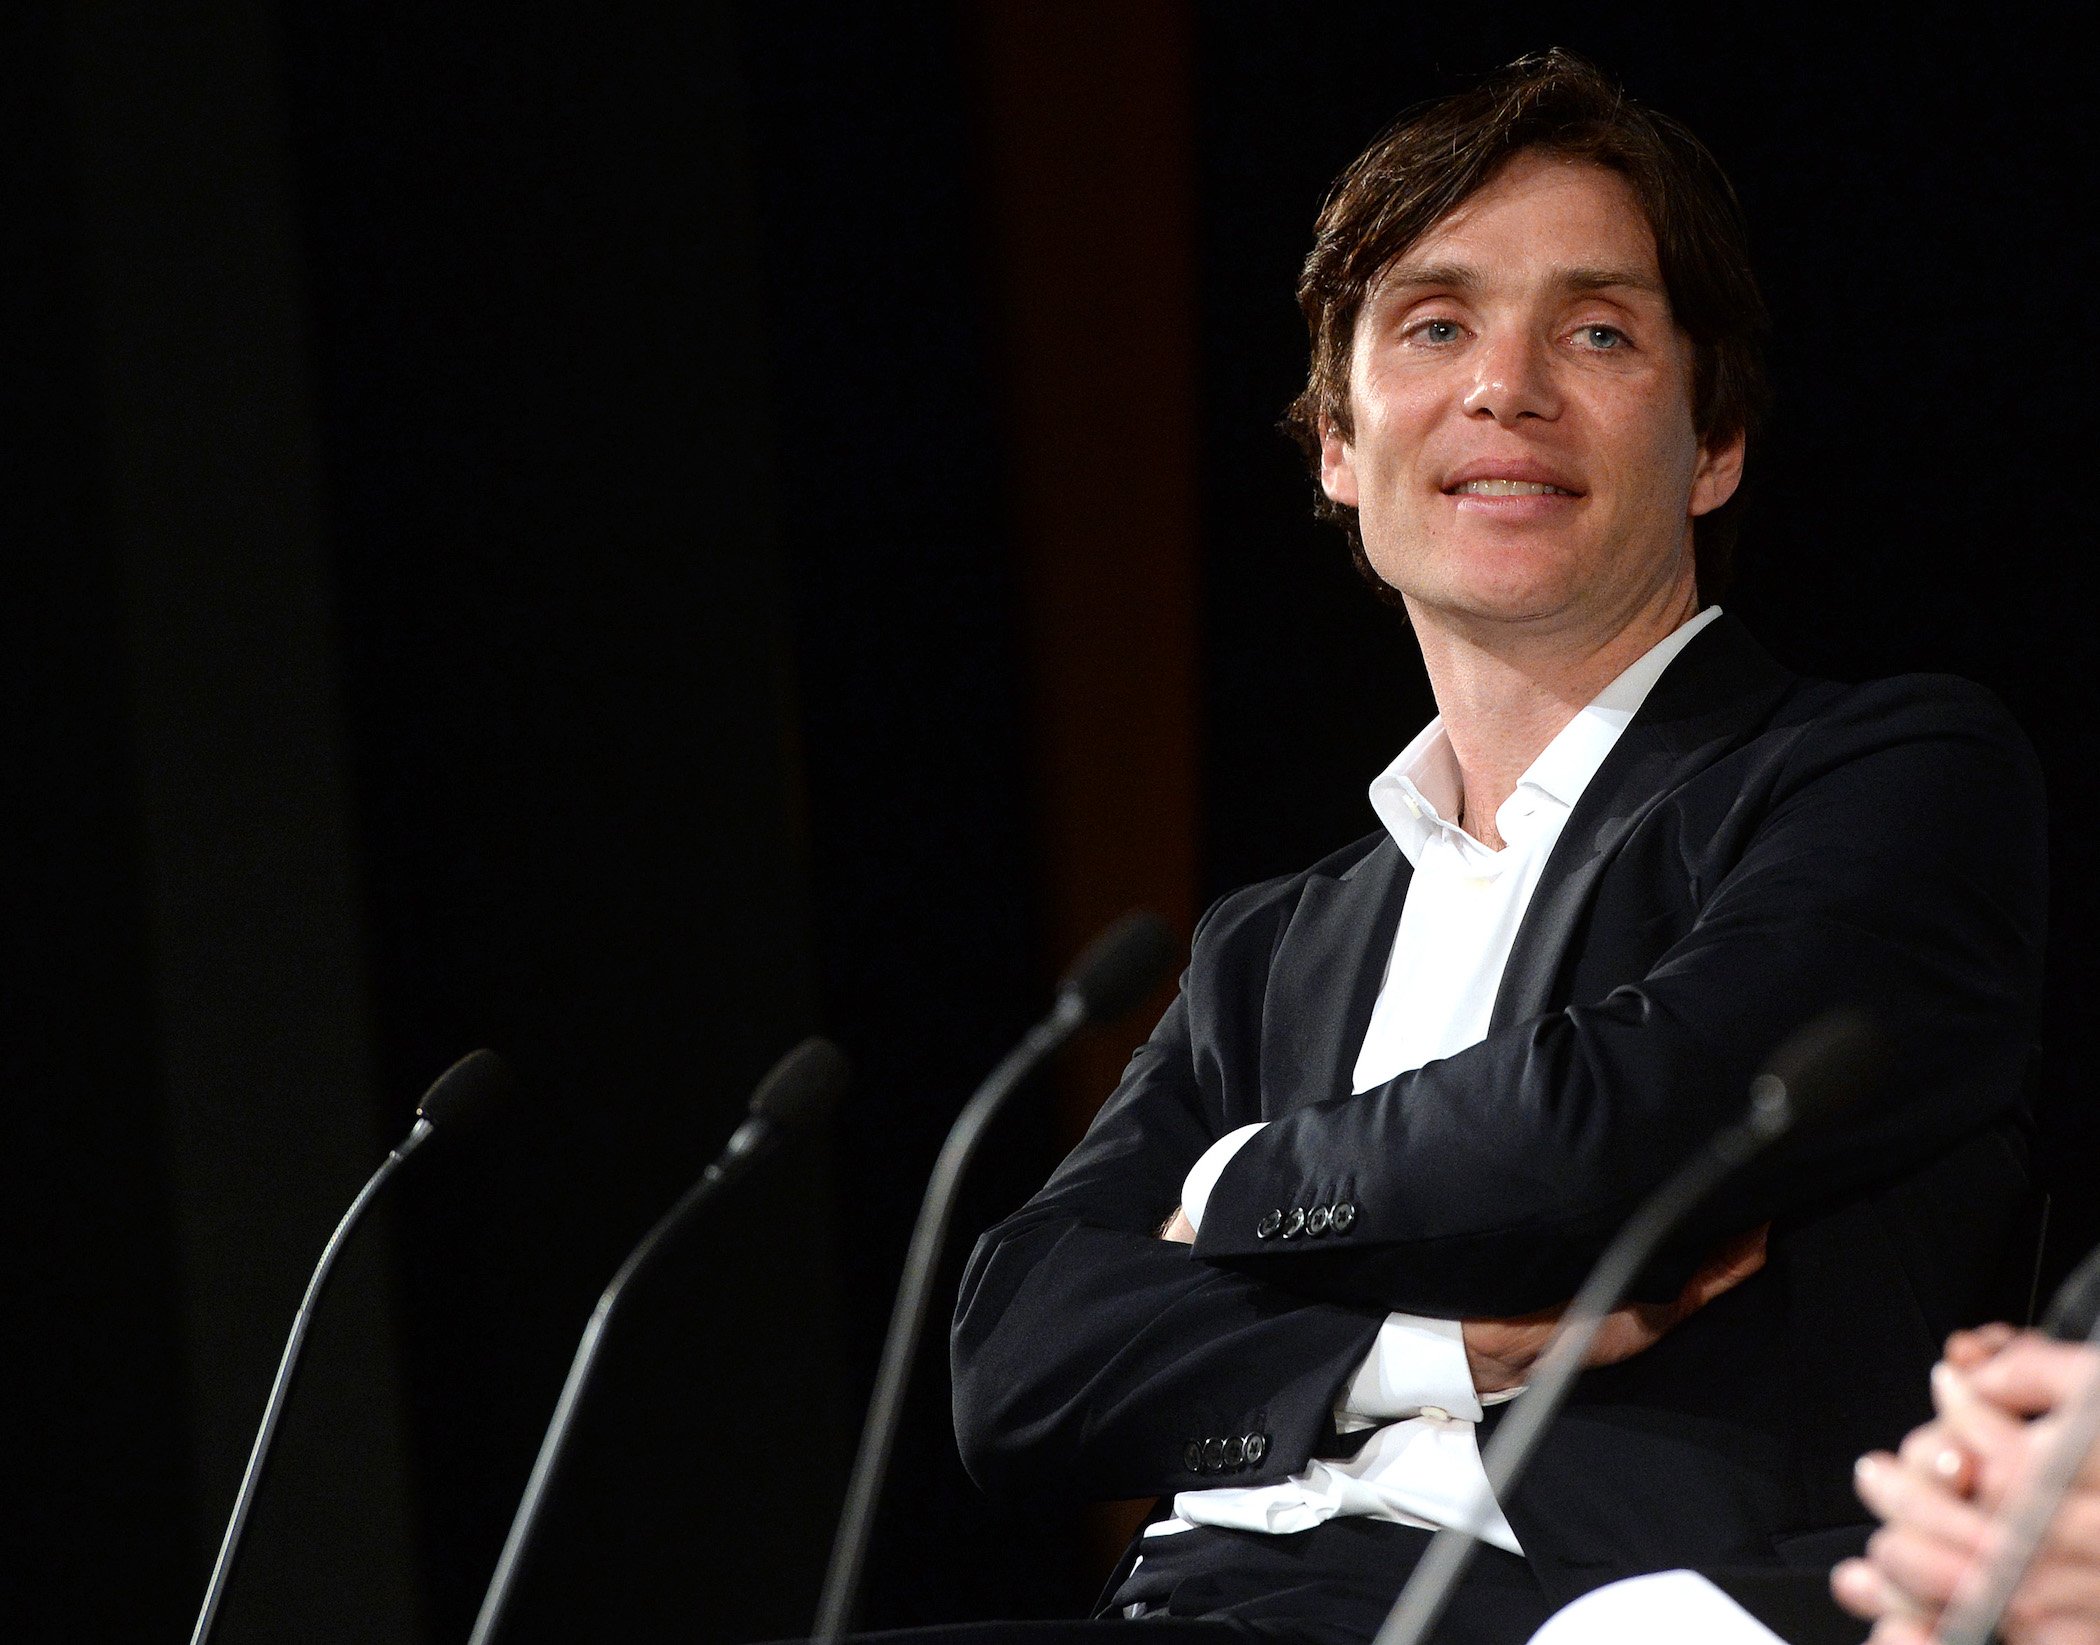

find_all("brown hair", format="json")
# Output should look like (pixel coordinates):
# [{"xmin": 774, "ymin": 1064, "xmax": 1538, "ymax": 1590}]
[{"xmin": 1282, "ymin": 50, "xmax": 1770, "ymax": 602}]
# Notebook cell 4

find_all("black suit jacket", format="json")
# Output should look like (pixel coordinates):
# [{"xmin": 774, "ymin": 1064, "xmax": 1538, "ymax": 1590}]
[{"xmin": 952, "ymin": 616, "xmax": 2047, "ymax": 1606}]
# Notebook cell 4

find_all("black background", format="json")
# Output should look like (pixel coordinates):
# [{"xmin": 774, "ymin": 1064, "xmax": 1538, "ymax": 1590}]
[{"xmin": 5, "ymin": 4, "xmax": 2092, "ymax": 1641}]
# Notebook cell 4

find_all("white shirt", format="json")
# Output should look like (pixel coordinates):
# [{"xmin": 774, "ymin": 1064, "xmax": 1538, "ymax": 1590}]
[{"xmin": 1157, "ymin": 607, "xmax": 1723, "ymax": 1557}]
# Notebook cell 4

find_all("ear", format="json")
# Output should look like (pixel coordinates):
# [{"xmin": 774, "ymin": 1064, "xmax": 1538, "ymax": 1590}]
[
  {"xmin": 1319, "ymin": 418, "xmax": 1359, "ymax": 508},
  {"xmin": 1688, "ymin": 425, "xmax": 1746, "ymax": 518}
]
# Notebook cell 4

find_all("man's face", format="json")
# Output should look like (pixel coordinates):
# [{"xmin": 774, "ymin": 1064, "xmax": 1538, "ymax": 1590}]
[{"xmin": 1319, "ymin": 151, "xmax": 1743, "ymax": 635}]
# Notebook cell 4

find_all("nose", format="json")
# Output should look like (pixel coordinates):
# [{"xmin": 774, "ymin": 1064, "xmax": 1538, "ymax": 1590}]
[{"xmin": 1462, "ymin": 330, "xmax": 1560, "ymax": 426}]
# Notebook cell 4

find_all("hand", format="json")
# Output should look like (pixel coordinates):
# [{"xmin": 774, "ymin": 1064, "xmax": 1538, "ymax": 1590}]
[
  {"xmin": 1460, "ymin": 1224, "xmax": 1769, "ymax": 1394},
  {"xmin": 1159, "ymin": 1205, "xmax": 1196, "ymax": 1244},
  {"xmin": 1831, "ymin": 1329, "xmax": 2100, "ymax": 1645}
]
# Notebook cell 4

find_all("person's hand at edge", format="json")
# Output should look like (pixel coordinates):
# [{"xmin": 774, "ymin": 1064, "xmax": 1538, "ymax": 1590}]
[{"xmin": 1833, "ymin": 1329, "xmax": 2100, "ymax": 1645}]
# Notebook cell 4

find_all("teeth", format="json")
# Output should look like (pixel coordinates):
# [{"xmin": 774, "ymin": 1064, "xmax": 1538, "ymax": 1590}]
[{"xmin": 1456, "ymin": 479, "xmax": 1570, "ymax": 496}]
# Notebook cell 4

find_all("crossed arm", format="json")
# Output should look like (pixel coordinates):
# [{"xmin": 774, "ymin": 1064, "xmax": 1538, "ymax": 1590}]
[
  {"xmin": 952, "ymin": 681, "xmax": 2045, "ymax": 1501},
  {"xmin": 1161, "ymin": 1201, "xmax": 1771, "ymax": 1393}
]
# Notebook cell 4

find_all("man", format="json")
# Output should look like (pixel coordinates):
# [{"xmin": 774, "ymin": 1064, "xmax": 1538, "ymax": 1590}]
[{"xmin": 948, "ymin": 51, "xmax": 2045, "ymax": 1644}]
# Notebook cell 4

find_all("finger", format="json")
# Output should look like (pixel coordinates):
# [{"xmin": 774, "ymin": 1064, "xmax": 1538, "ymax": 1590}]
[
  {"xmin": 2017, "ymin": 1624, "xmax": 2100, "ymax": 1645},
  {"xmin": 2039, "ymin": 1490, "xmax": 2100, "ymax": 1563},
  {"xmin": 1582, "ymin": 1305, "xmax": 1670, "ymax": 1368},
  {"xmin": 1853, "ymin": 1452, "xmax": 1991, "ymax": 1555},
  {"xmin": 1948, "ymin": 1323, "xmax": 2019, "ymax": 1369},
  {"xmin": 1934, "ymin": 1362, "xmax": 2034, "ymax": 1493},
  {"xmin": 2002, "ymin": 1555, "xmax": 2100, "ymax": 1635},
  {"xmin": 1700, "ymin": 1247, "xmax": 1767, "ymax": 1300},
  {"xmin": 1829, "ymin": 1558, "xmax": 1877, "ymax": 1619},
  {"xmin": 1709, "ymin": 1224, "xmax": 1771, "ymax": 1285},
  {"xmin": 1833, "ymin": 1556, "xmax": 1927, "ymax": 1622},
  {"xmin": 1897, "ymin": 1425, "xmax": 1978, "ymax": 1498},
  {"xmin": 1708, "ymin": 1220, "xmax": 1769, "ymax": 1269},
  {"xmin": 2007, "ymin": 1615, "xmax": 2100, "ymax": 1645},
  {"xmin": 1680, "ymin": 1227, "xmax": 1772, "ymax": 1312},
  {"xmin": 2004, "ymin": 1494, "xmax": 2100, "ymax": 1631},
  {"xmin": 1865, "ymin": 1523, "xmax": 1982, "ymax": 1608},
  {"xmin": 1971, "ymin": 1337, "xmax": 2100, "ymax": 1419}
]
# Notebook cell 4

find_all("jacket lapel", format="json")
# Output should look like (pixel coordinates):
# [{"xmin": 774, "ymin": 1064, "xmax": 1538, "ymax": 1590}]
[
  {"xmin": 1490, "ymin": 615, "xmax": 1797, "ymax": 1030},
  {"xmin": 1259, "ymin": 839, "xmax": 1411, "ymax": 1117}
]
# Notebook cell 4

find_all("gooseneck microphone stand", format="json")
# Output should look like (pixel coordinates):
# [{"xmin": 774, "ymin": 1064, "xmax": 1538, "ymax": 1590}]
[
  {"xmin": 467, "ymin": 1036, "xmax": 849, "ymax": 1645},
  {"xmin": 190, "ymin": 1050, "xmax": 510, "ymax": 1645},
  {"xmin": 813, "ymin": 910, "xmax": 1178, "ymax": 1643}
]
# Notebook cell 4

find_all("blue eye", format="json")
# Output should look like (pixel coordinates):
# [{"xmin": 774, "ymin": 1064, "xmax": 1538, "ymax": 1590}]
[
  {"xmin": 1416, "ymin": 319, "xmax": 1462, "ymax": 344},
  {"xmin": 1580, "ymin": 325, "xmax": 1628, "ymax": 349}
]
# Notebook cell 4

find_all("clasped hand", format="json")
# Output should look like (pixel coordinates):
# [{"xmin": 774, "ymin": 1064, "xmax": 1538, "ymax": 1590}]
[{"xmin": 1833, "ymin": 1326, "xmax": 2100, "ymax": 1645}]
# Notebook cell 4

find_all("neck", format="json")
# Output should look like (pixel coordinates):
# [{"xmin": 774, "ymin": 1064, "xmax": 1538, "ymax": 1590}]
[{"xmin": 1405, "ymin": 574, "xmax": 1700, "ymax": 849}]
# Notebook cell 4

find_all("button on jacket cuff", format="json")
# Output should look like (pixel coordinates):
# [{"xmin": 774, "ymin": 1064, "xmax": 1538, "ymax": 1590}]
[
  {"xmin": 1338, "ymin": 1312, "xmax": 1483, "ymax": 1428},
  {"xmin": 1180, "ymin": 1121, "xmax": 1267, "ymax": 1233},
  {"xmin": 1182, "ymin": 1429, "xmax": 1270, "ymax": 1477}
]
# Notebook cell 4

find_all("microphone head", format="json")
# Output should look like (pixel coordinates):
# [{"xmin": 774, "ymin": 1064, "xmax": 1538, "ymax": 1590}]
[
  {"xmin": 748, "ymin": 1036, "xmax": 849, "ymax": 1132},
  {"xmin": 2043, "ymin": 1243, "xmax": 2100, "ymax": 1341},
  {"xmin": 415, "ymin": 1048, "xmax": 513, "ymax": 1137},
  {"xmin": 1747, "ymin": 1009, "xmax": 1888, "ymax": 1136},
  {"xmin": 1059, "ymin": 910, "xmax": 1181, "ymax": 1024}
]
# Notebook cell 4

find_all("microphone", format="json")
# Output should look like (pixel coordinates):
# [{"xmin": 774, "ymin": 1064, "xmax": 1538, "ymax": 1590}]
[
  {"xmin": 467, "ymin": 1035, "xmax": 849, "ymax": 1645},
  {"xmin": 1374, "ymin": 1010, "xmax": 1887, "ymax": 1645},
  {"xmin": 2041, "ymin": 1240, "xmax": 2100, "ymax": 1341},
  {"xmin": 812, "ymin": 910, "xmax": 1180, "ymax": 1643},
  {"xmin": 1931, "ymin": 1244, "xmax": 2100, "ymax": 1645},
  {"xmin": 189, "ymin": 1049, "xmax": 512, "ymax": 1645}
]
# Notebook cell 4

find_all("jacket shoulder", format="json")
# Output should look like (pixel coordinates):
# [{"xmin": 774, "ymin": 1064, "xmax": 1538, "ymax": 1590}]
[
  {"xmin": 1763, "ymin": 669, "xmax": 2041, "ymax": 789},
  {"xmin": 1194, "ymin": 830, "xmax": 1391, "ymax": 951}
]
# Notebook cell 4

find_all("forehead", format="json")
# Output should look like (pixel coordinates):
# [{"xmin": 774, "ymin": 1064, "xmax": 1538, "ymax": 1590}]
[{"xmin": 1375, "ymin": 153, "xmax": 1664, "ymax": 301}]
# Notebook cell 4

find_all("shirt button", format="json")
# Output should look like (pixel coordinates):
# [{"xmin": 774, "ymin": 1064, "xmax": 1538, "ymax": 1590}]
[
  {"xmin": 1330, "ymin": 1202, "xmax": 1358, "ymax": 1234},
  {"xmin": 1184, "ymin": 1440, "xmax": 1203, "ymax": 1471},
  {"xmin": 1244, "ymin": 1432, "xmax": 1269, "ymax": 1465},
  {"xmin": 1305, "ymin": 1205, "xmax": 1333, "ymax": 1236},
  {"xmin": 1203, "ymin": 1437, "xmax": 1228, "ymax": 1472},
  {"xmin": 1256, "ymin": 1208, "xmax": 1283, "ymax": 1239},
  {"xmin": 1280, "ymin": 1207, "xmax": 1307, "ymax": 1239}
]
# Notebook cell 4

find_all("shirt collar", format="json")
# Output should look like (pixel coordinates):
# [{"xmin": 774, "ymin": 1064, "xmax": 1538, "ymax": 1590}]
[
  {"xmin": 1369, "ymin": 606, "xmax": 1722, "ymax": 867},
  {"xmin": 1372, "ymin": 717, "xmax": 1466, "ymax": 867}
]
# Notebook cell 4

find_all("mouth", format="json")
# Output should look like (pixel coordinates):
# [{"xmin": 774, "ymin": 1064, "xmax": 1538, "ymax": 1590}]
[
  {"xmin": 1447, "ymin": 478, "xmax": 1578, "ymax": 498},
  {"xmin": 1440, "ymin": 462, "xmax": 1585, "ymax": 514}
]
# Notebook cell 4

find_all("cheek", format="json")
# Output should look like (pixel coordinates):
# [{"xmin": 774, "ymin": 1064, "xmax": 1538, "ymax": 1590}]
[
  {"xmin": 1660, "ymin": 423, "xmax": 1706, "ymax": 504},
  {"xmin": 1594, "ymin": 393, "xmax": 1702, "ymax": 505},
  {"xmin": 1641, "ymin": 368, "xmax": 1707, "ymax": 491},
  {"xmin": 1352, "ymin": 381, "xmax": 1438, "ymax": 484}
]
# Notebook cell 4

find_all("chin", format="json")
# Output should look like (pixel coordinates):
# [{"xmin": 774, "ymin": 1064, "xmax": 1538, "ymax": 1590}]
[{"xmin": 1368, "ymin": 543, "xmax": 1588, "ymax": 627}]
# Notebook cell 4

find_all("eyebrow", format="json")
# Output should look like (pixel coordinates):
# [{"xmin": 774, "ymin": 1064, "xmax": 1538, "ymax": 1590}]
[
  {"xmin": 1560, "ymin": 265, "xmax": 1665, "ymax": 296},
  {"xmin": 1377, "ymin": 262, "xmax": 1665, "ymax": 298}
]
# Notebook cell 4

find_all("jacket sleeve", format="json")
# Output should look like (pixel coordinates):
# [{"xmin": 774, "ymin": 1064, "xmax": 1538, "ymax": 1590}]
[
  {"xmin": 1193, "ymin": 678, "xmax": 2048, "ymax": 1317},
  {"xmin": 950, "ymin": 885, "xmax": 1387, "ymax": 1504}
]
